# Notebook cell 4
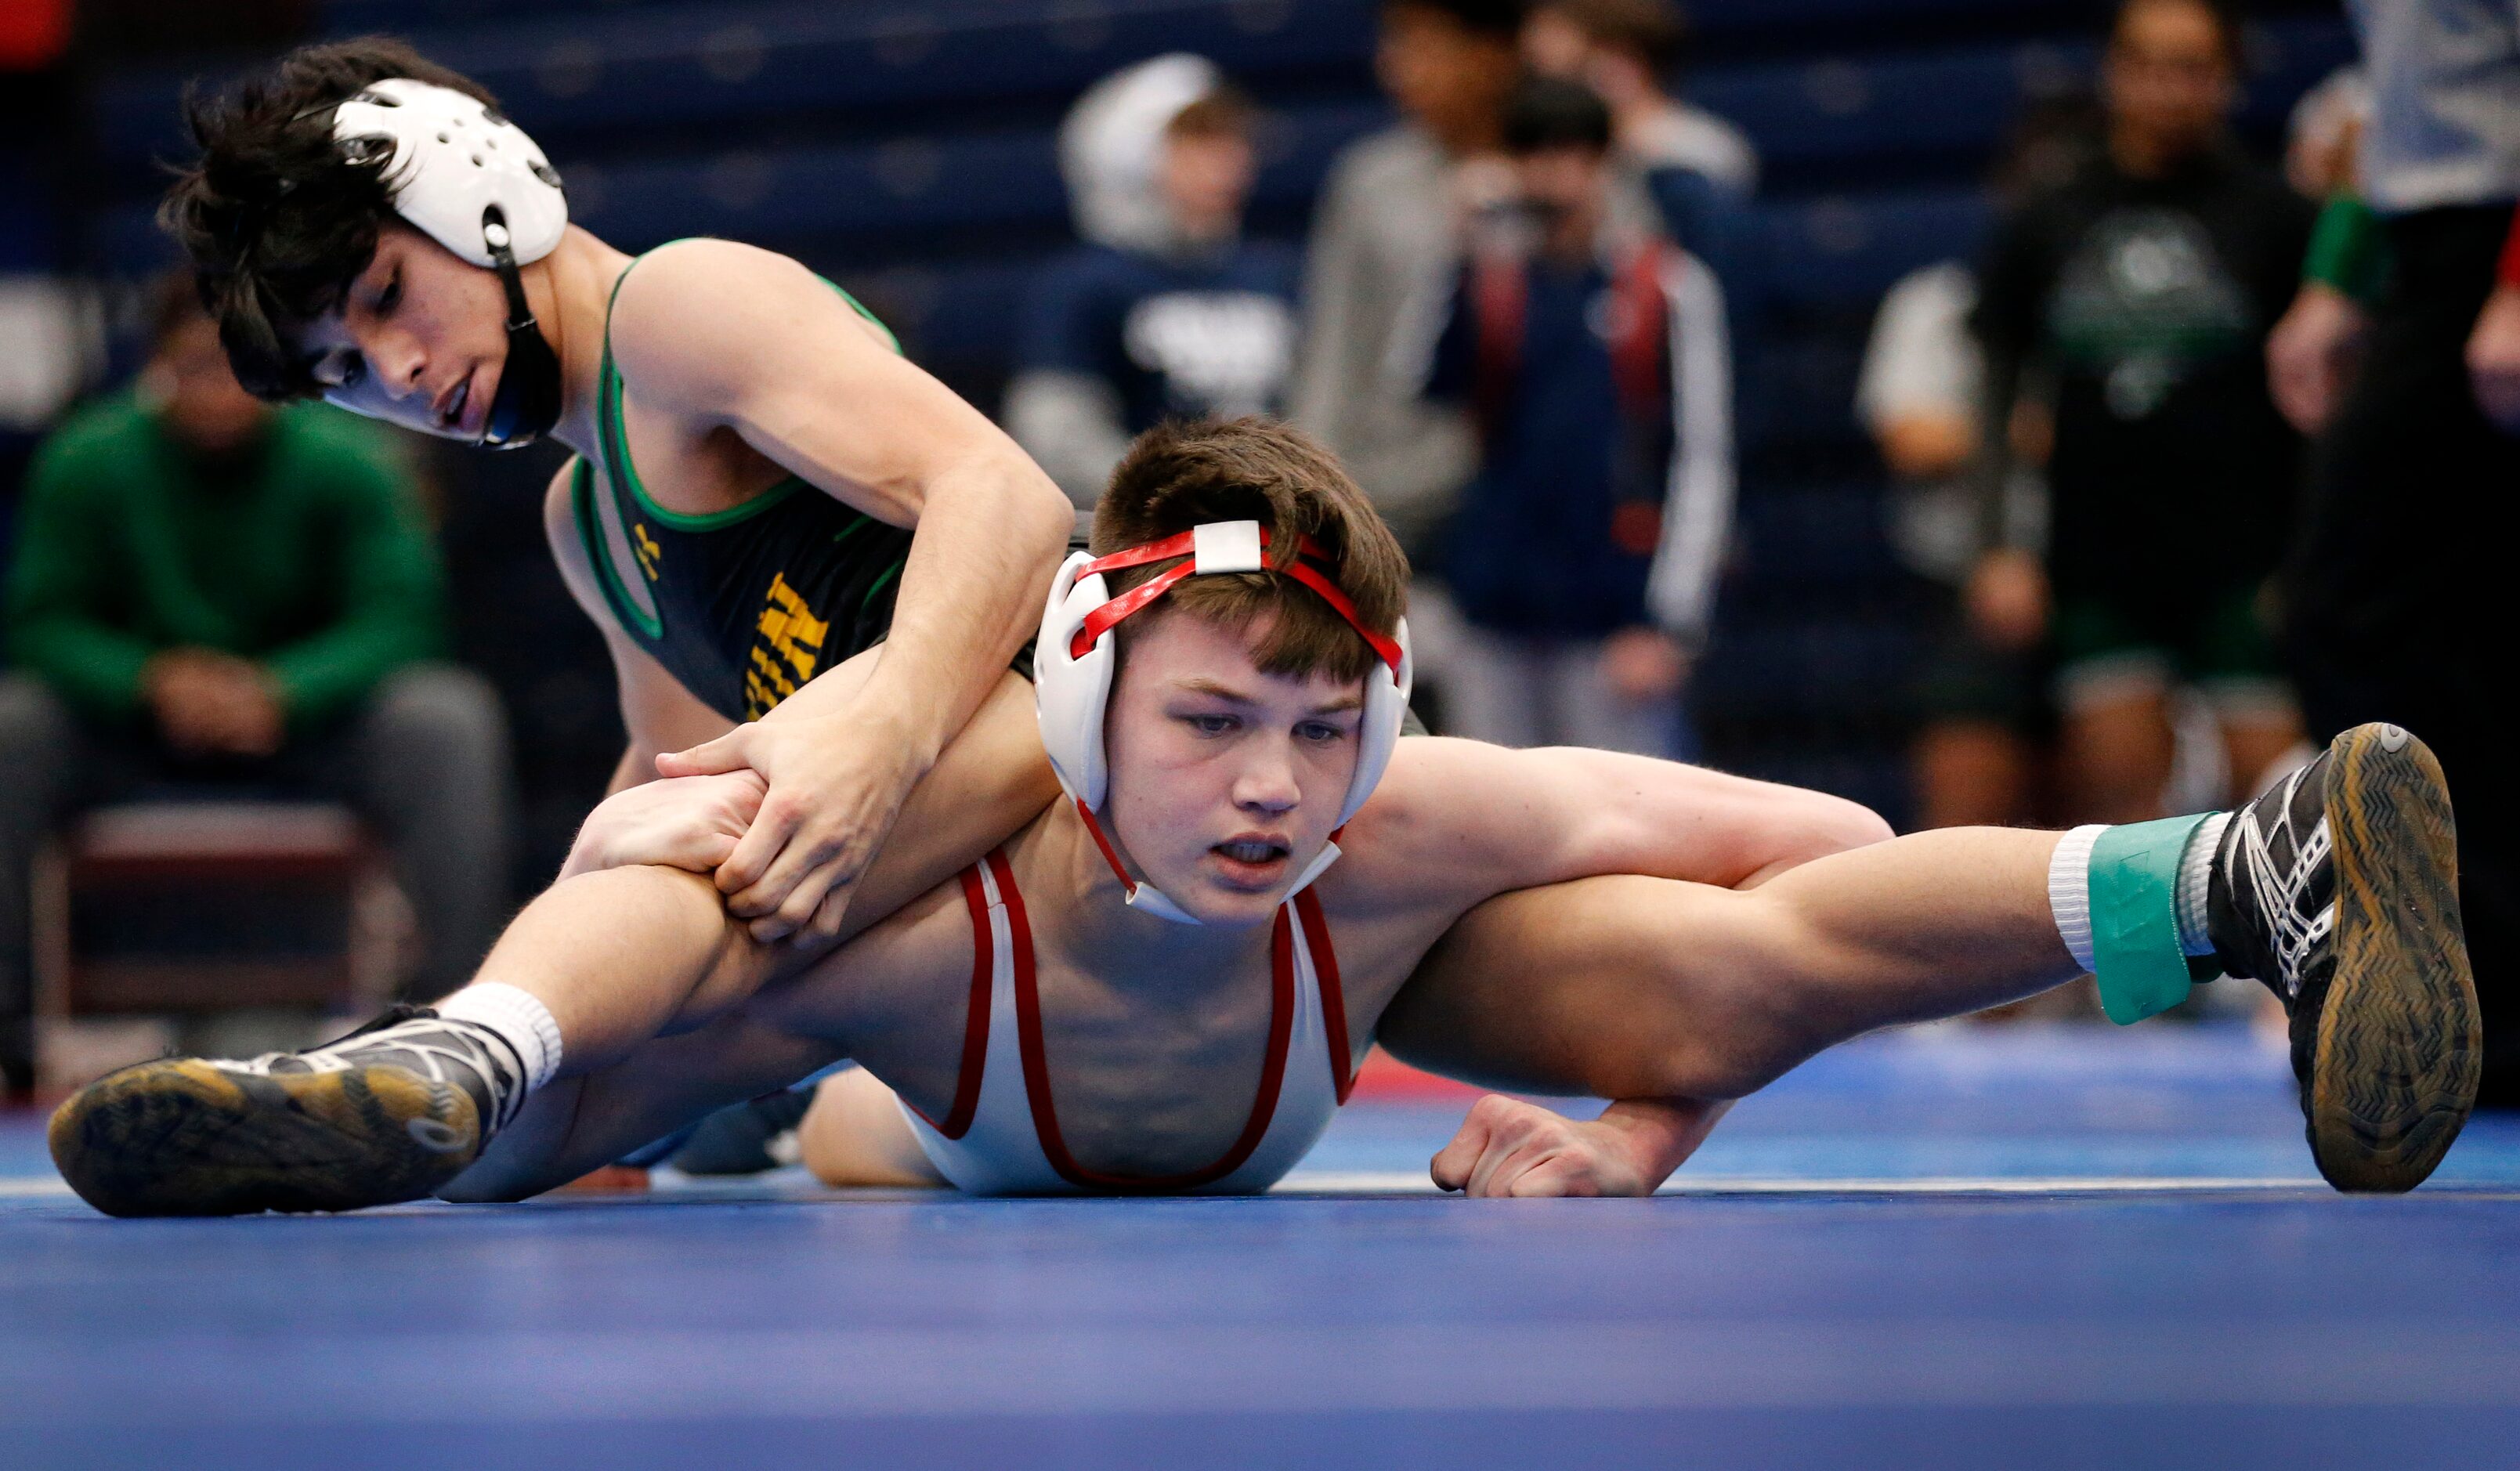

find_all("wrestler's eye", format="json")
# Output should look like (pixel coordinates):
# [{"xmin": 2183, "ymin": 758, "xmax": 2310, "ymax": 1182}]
[
  {"xmin": 1183, "ymin": 713, "xmax": 1238, "ymax": 737},
  {"xmin": 1296, "ymin": 721, "xmax": 1348, "ymax": 744},
  {"xmin": 374, "ymin": 271, "xmax": 401, "ymax": 316},
  {"xmin": 311, "ymin": 348, "xmax": 366, "ymax": 391}
]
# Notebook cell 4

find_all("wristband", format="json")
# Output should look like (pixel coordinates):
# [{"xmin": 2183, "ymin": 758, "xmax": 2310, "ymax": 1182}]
[{"xmin": 2302, "ymin": 192, "xmax": 2387, "ymax": 304}]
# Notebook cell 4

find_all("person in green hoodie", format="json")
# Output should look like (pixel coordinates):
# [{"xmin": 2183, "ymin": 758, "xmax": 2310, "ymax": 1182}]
[{"xmin": 0, "ymin": 276, "xmax": 514, "ymax": 1095}]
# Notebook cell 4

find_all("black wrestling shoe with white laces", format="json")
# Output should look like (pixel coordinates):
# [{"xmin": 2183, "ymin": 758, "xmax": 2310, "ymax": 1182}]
[
  {"xmin": 49, "ymin": 1006, "xmax": 519, "ymax": 1217},
  {"xmin": 2206, "ymin": 723, "xmax": 2481, "ymax": 1192}
]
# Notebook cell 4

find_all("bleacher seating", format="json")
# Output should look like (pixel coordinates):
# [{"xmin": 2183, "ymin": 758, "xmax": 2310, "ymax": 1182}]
[{"xmin": 59, "ymin": 0, "xmax": 2355, "ymax": 833}]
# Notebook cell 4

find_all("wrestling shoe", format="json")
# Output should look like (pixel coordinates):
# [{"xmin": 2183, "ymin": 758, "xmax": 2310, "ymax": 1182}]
[
  {"xmin": 2207, "ymin": 723, "xmax": 2481, "ymax": 1192},
  {"xmin": 670, "ymin": 1087, "xmax": 815, "ymax": 1176},
  {"xmin": 49, "ymin": 1006, "xmax": 519, "ymax": 1217}
]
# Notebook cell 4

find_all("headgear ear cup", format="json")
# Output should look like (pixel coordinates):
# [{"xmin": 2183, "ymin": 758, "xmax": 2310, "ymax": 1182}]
[
  {"xmin": 1337, "ymin": 618, "xmax": 1412, "ymax": 827},
  {"xmin": 1035, "ymin": 550, "xmax": 1119, "ymax": 811}
]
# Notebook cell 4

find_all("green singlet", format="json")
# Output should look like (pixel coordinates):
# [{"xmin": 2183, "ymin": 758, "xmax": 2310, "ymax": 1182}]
[{"xmin": 570, "ymin": 243, "xmax": 918, "ymax": 722}]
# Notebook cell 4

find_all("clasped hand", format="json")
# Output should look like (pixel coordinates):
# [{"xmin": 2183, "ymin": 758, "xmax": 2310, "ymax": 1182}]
[{"xmin": 656, "ymin": 707, "xmax": 927, "ymax": 945}]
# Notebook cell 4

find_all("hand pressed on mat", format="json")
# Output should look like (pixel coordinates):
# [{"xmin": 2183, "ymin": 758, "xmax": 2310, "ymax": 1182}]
[{"xmin": 1431, "ymin": 1094, "xmax": 1730, "ymax": 1198}]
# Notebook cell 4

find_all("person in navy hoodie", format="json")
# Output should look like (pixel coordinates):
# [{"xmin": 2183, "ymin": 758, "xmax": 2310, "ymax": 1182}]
[
  {"xmin": 1007, "ymin": 56, "xmax": 1302, "ymax": 508},
  {"xmin": 1411, "ymin": 76, "xmax": 1734, "ymax": 756}
]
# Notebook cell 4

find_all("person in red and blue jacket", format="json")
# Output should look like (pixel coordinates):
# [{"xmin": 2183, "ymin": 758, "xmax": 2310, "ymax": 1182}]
[{"xmin": 1408, "ymin": 76, "xmax": 1733, "ymax": 757}]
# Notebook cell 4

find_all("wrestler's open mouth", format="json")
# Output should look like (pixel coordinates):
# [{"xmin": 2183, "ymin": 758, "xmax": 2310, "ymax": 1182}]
[
  {"xmin": 436, "ymin": 375, "xmax": 471, "ymax": 432},
  {"xmin": 1209, "ymin": 835, "xmax": 1292, "ymax": 887}
]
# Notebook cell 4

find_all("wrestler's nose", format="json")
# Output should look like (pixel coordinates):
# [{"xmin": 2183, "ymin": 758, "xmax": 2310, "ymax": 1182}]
[
  {"xmin": 1232, "ymin": 736, "xmax": 1301, "ymax": 816},
  {"xmin": 368, "ymin": 328, "xmax": 428, "ymax": 403}
]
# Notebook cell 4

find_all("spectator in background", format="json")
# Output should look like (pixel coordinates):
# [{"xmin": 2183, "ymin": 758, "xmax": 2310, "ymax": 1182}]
[
  {"xmin": 1411, "ymin": 78, "xmax": 1733, "ymax": 755},
  {"xmin": 1291, "ymin": 0, "xmax": 1524, "ymax": 562},
  {"xmin": 0, "ymin": 279, "xmax": 514, "ymax": 1090},
  {"xmin": 1857, "ymin": 92, "xmax": 2099, "ymax": 828},
  {"xmin": 1523, "ymin": 0, "xmax": 1755, "ymax": 197},
  {"xmin": 1968, "ymin": 0, "xmax": 2312, "ymax": 827},
  {"xmin": 1523, "ymin": 0, "xmax": 1759, "ymax": 380},
  {"xmin": 1008, "ymin": 56, "xmax": 1300, "ymax": 508}
]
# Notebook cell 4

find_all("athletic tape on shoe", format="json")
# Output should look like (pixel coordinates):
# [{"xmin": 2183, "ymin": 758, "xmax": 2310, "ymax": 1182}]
[{"xmin": 2087, "ymin": 813, "xmax": 2215, "ymax": 1025}]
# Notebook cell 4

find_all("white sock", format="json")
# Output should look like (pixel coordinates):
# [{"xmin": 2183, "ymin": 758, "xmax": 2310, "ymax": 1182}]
[
  {"xmin": 2175, "ymin": 811, "xmax": 2232, "ymax": 959},
  {"xmin": 2047, "ymin": 825, "xmax": 2107, "ymax": 974},
  {"xmin": 436, "ymin": 982, "xmax": 564, "ymax": 1093}
]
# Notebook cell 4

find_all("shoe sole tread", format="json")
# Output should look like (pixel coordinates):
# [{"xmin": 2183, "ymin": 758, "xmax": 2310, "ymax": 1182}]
[
  {"xmin": 46, "ymin": 1060, "xmax": 480, "ymax": 1216},
  {"xmin": 2310, "ymin": 724, "xmax": 2482, "ymax": 1192}
]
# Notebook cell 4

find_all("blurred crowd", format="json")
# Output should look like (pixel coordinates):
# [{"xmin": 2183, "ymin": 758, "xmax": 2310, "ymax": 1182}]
[
  {"xmin": 1014, "ymin": 0, "xmax": 2328, "ymax": 820},
  {"xmin": 6, "ymin": 0, "xmax": 2517, "ymax": 1097}
]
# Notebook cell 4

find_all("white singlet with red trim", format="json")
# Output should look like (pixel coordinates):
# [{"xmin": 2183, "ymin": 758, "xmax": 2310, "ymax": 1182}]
[{"xmin": 899, "ymin": 849, "xmax": 1357, "ymax": 1195}]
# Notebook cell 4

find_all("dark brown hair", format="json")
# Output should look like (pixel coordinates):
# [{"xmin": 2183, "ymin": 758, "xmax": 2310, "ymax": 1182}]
[
  {"xmin": 1167, "ymin": 85, "xmax": 1256, "ymax": 141},
  {"xmin": 1546, "ymin": 0, "xmax": 1689, "ymax": 74},
  {"xmin": 1384, "ymin": 0, "xmax": 1531, "ymax": 42},
  {"xmin": 159, "ymin": 37, "xmax": 499, "ymax": 401},
  {"xmin": 1094, "ymin": 419, "xmax": 1409, "ymax": 684}
]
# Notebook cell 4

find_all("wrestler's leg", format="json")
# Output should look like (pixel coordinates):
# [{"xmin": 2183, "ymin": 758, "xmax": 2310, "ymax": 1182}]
[
  {"xmin": 48, "ymin": 667, "xmax": 1053, "ymax": 1217},
  {"xmin": 1381, "ymin": 827, "xmax": 2076, "ymax": 1104},
  {"xmin": 442, "ymin": 1007, "xmax": 843, "ymax": 1202},
  {"xmin": 794, "ymin": 1067, "xmax": 946, "ymax": 1188},
  {"xmin": 1390, "ymin": 725, "xmax": 2478, "ymax": 1193},
  {"xmin": 539, "ymin": 667, "xmax": 1050, "ymax": 1057}
]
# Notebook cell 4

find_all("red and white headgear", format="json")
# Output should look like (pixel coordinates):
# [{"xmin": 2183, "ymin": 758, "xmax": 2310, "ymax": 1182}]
[{"xmin": 1036, "ymin": 519, "xmax": 1412, "ymax": 923}]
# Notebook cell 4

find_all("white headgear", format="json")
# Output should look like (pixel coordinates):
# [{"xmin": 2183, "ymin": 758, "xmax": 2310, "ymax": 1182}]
[
  {"xmin": 331, "ymin": 78, "xmax": 567, "ymax": 268},
  {"xmin": 1036, "ymin": 520, "xmax": 1412, "ymax": 924},
  {"xmin": 330, "ymin": 78, "xmax": 569, "ymax": 447}
]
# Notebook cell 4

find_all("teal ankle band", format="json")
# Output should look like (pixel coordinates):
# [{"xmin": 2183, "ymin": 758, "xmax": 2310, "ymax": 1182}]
[{"xmin": 2087, "ymin": 813, "xmax": 2214, "ymax": 1025}]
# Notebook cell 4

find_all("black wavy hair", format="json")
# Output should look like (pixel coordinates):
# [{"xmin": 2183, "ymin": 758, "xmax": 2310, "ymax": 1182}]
[{"xmin": 159, "ymin": 37, "xmax": 498, "ymax": 401}]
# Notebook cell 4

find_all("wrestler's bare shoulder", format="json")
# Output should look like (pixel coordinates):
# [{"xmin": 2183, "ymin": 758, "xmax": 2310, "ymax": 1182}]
[
  {"xmin": 1325, "ymin": 736, "xmax": 1546, "ymax": 919},
  {"xmin": 605, "ymin": 239, "xmax": 885, "ymax": 392}
]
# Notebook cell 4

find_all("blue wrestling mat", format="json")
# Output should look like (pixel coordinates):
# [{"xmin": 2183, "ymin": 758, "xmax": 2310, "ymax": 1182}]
[{"xmin": 4, "ymin": 1021, "xmax": 2516, "ymax": 1469}]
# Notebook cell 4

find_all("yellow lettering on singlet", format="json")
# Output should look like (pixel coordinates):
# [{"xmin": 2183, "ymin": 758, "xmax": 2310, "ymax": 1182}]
[
  {"xmin": 745, "ymin": 572, "xmax": 830, "ymax": 718},
  {"xmin": 632, "ymin": 522, "xmax": 663, "ymax": 582}
]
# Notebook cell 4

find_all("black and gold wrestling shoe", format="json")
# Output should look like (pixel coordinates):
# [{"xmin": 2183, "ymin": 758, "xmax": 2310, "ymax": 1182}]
[
  {"xmin": 48, "ymin": 1007, "xmax": 514, "ymax": 1217},
  {"xmin": 2207, "ymin": 723, "xmax": 2481, "ymax": 1193}
]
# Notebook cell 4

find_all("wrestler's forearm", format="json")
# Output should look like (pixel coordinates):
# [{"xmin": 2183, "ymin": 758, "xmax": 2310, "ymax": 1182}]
[{"xmin": 853, "ymin": 451, "xmax": 1068, "ymax": 768}]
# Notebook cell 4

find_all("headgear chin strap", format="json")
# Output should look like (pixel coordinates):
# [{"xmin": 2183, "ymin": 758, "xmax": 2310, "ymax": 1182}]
[
  {"xmin": 476, "ymin": 208, "xmax": 562, "ymax": 448},
  {"xmin": 1036, "ymin": 520, "xmax": 1413, "ymax": 925},
  {"xmin": 331, "ymin": 78, "xmax": 567, "ymax": 448}
]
